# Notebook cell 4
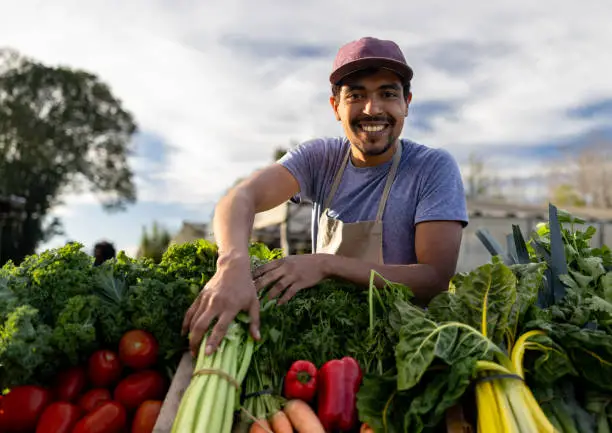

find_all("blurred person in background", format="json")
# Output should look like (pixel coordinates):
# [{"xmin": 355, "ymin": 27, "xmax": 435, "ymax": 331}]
[{"xmin": 93, "ymin": 240, "xmax": 116, "ymax": 266}]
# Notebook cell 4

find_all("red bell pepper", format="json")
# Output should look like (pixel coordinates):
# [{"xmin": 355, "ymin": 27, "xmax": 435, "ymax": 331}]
[
  {"xmin": 317, "ymin": 356, "xmax": 363, "ymax": 432},
  {"xmin": 283, "ymin": 360, "xmax": 318, "ymax": 402}
]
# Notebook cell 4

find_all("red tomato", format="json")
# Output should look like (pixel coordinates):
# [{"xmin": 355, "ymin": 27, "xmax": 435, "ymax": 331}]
[
  {"xmin": 35, "ymin": 402, "xmax": 81, "ymax": 433},
  {"xmin": 119, "ymin": 330, "xmax": 159, "ymax": 370},
  {"xmin": 113, "ymin": 370, "xmax": 166, "ymax": 411},
  {"xmin": 131, "ymin": 400, "xmax": 162, "ymax": 433},
  {"xmin": 53, "ymin": 366, "xmax": 87, "ymax": 402},
  {"xmin": 1, "ymin": 385, "xmax": 52, "ymax": 432},
  {"xmin": 71, "ymin": 401, "xmax": 127, "ymax": 433},
  {"xmin": 88, "ymin": 349, "xmax": 123, "ymax": 388},
  {"xmin": 77, "ymin": 388, "xmax": 112, "ymax": 413}
]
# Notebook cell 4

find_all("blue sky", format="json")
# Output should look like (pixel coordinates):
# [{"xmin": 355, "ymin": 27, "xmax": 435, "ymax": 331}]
[{"xmin": 1, "ymin": 0, "xmax": 612, "ymax": 256}]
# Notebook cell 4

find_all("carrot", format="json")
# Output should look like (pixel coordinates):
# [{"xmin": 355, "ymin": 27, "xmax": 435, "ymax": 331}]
[
  {"xmin": 360, "ymin": 422, "xmax": 375, "ymax": 432},
  {"xmin": 283, "ymin": 399, "xmax": 325, "ymax": 433},
  {"xmin": 269, "ymin": 410, "xmax": 294, "ymax": 433},
  {"xmin": 249, "ymin": 418, "xmax": 273, "ymax": 433}
]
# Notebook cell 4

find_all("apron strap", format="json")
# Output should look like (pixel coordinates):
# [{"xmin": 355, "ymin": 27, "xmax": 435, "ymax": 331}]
[
  {"xmin": 375, "ymin": 142, "xmax": 402, "ymax": 221},
  {"xmin": 322, "ymin": 145, "xmax": 352, "ymax": 210},
  {"xmin": 323, "ymin": 141, "xmax": 403, "ymax": 218}
]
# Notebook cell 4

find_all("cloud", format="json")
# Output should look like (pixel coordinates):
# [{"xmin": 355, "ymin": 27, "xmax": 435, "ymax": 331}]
[{"xmin": 3, "ymin": 0, "xmax": 612, "ymax": 252}]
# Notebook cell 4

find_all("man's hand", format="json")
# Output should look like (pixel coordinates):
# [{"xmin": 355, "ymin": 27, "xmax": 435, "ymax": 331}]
[
  {"xmin": 252, "ymin": 254, "xmax": 328, "ymax": 304},
  {"xmin": 182, "ymin": 256, "xmax": 261, "ymax": 357}
]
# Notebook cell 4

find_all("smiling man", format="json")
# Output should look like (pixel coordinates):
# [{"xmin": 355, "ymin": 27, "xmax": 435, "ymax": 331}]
[{"xmin": 183, "ymin": 37, "xmax": 469, "ymax": 355}]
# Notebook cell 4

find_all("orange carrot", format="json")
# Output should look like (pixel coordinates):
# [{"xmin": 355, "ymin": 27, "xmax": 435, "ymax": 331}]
[
  {"xmin": 360, "ymin": 422, "xmax": 375, "ymax": 432},
  {"xmin": 269, "ymin": 410, "xmax": 294, "ymax": 433},
  {"xmin": 249, "ymin": 418, "xmax": 273, "ymax": 433},
  {"xmin": 283, "ymin": 399, "xmax": 325, "ymax": 433}
]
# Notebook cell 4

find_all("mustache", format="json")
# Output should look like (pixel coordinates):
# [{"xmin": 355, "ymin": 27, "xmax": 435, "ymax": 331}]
[{"xmin": 351, "ymin": 115, "xmax": 394, "ymax": 125}]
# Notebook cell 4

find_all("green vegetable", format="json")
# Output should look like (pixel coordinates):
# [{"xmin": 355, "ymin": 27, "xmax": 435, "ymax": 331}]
[{"xmin": 171, "ymin": 315, "xmax": 254, "ymax": 433}]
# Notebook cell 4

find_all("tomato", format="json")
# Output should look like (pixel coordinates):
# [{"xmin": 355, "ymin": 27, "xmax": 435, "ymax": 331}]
[
  {"xmin": 119, "ymin": 330, "xmax": 159, "ymax": 370},
  {"xmin": 113, "ymin": 370, "xmax": 166, "ymax": 411},
  {"xmin": 53, "ymin": 366, "xmax": 87, "ymax": 402},
  {"xmin": 35, "ymin": 402, "xmax": 81, "ymax": 433},
  {"xmin": 131, "ymin": 400, "xmax": 162, "ymax": 433},
  {"xmin": 77, "ymin": 388, "xmax": 112, "ymax": 413},
  {"xmin": 71, "ymin": 401, "xmax": 127, "ymax": 433},
  {"xmin": 88, "ymin": 349, "xmax": 123, "ymax": 388},
  {"xmin": 1, "ymin": 385, "xmax": 52, "ymax": 432}
]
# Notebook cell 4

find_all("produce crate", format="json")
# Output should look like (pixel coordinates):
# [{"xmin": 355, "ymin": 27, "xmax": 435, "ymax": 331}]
[{"xmin": 153, "ymin": 351, "xmax": 475, "ymax": 433}]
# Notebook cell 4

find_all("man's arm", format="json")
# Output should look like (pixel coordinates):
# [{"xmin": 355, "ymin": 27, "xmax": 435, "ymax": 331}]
[
  {"xmin": 213, "ymin": 163, "xmax": 300, "ymax": 265},
  {"xmin": 320, "ymin": 220, "xmax": 463, "ymax": 302},
  {"xmin": 253, "ymin": 220, "xmax": 464, "ymax": 305},
  {"xmin": 182, "ymin": 163, "xmax": 300, "ymax": 355}
]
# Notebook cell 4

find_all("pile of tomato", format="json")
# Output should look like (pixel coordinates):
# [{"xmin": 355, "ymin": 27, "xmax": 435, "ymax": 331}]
[{"xmin": 0, "ymin": 329, "xmax": 169, "ymax": 433}]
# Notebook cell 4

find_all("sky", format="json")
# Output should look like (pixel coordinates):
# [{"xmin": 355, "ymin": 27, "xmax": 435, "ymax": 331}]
[{"xmin": 1, "ymin": 0, "xmax": 611, "ymax": 257}]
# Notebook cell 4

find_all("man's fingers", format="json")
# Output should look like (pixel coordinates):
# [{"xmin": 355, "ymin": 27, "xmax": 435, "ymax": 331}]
[
  {"xmin": 252, "ymin": 259, "xmax": 282, "ymax": 280},
  {"xmin": 204, "ymin": 312, "xmax": 234, "ymax": 355},
  {"xmin": 278, "ymin": 284, "xmax": 300, "ymax": 305},
  {"xmin": 181, "ymin": 291, "xmax": 206, "ymax": 335},
  {"xmin": 267, "ymin": 276, "xmax": 294, "ymax": 300},
  {"xmin": 248, "ymin": 299, "xmax": 261, "ymax": 341},
  {"xmin": 254, "ymin": 267, "xmax": 284, "ymax": 293},
  {"xmin": 188, "ymin": 305, "xmax": 216, "ymax": 356}
]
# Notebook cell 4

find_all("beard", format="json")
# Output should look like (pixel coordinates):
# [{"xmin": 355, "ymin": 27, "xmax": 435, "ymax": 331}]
[{"xmin": 350, "ymin": 114, "xmax": 398, "ymax": 156}]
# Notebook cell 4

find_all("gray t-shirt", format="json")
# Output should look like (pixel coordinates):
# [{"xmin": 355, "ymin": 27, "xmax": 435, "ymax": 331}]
[{"xmin": 278, "ymin": 137, "xmax": 469, "ymax": 265}]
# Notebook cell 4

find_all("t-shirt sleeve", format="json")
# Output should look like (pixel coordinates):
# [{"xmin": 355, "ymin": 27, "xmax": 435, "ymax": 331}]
[
  {"xmin": 414, "ymin": 149, "xmax": 469, "ymax": 227},
  {"xmin": 277, "ymin": 139, "xmax": 326, "ymax": 204}
]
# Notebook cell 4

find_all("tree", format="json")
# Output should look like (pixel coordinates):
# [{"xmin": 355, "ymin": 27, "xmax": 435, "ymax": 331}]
[
  {"xmin": 137, "ymin": 221, "xmax": 172, "ymax": 263},
  {"xmin": 547, "ymin": 134, "xmax": 612, "ymax": 208},
  {"xmin": 551, "ymin": 184, "xmax": 587, "ymax": 207},
  {"xmin": 0, "ymin": 49, "xmax": 137, "ymax": 265},
  {"xmin": 464, "ymin": 152, "xmax": 500, "ymax": 200}
]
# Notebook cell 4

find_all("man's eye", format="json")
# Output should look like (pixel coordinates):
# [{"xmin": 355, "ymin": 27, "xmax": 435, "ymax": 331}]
[{"xmin": 383, "ymin": 91, "xmax": 398, "ymax": 98}]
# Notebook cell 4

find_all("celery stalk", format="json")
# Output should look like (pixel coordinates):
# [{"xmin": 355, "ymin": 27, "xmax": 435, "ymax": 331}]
[
  {"xmin": 207, "ymin": 339, "xmax": 235, "ymax": 431},
  {"xmin": 193, "ymin": 339, "xmax": 226, "ymax": 431}
]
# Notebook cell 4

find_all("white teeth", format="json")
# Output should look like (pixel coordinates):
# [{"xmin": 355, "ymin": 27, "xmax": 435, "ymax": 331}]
[{"xmin": 361, "ymin": 125, "xmax": 385, "ymax": 132}]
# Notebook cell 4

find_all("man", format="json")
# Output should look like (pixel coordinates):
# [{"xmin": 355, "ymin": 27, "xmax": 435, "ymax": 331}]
[{"xmin": 183, "ymin": 37, "xmax": 468, "ymax": 356}]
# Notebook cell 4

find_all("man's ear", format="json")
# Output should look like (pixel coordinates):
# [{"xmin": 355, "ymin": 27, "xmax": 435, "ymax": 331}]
[
  {"xmin": 405, "ymin": 92, "xmax": 413, "ymax": 117},
  {"xmin": 329, "ymin": 95, "xmax": 341, "ymax": 121}
]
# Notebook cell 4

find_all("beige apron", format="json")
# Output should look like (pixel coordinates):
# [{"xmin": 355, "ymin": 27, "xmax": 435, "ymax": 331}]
[{"xmin": 315, "ymin": 143, "xmax": 402, "ymax": 264}]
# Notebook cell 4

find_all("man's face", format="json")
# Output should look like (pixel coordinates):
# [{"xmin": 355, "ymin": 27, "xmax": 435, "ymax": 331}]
[{"xmin": 330, "ymin": 69, "xmax": 411, "ymax": 159}]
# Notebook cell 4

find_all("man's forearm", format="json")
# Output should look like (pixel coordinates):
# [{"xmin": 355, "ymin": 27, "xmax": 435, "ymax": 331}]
[
  {"xmin": 319, "ymin": 254, "xmax": 452, "ymax": 302},
  {"xmin": 213, "ymin": 187, "xmax": 255, "ymax": 266}
]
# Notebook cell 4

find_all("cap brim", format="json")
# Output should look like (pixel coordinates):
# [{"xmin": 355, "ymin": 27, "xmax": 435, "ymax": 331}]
[{"xmin": 329, "ymin": 57, "xmax": 414, "ymax": 85}]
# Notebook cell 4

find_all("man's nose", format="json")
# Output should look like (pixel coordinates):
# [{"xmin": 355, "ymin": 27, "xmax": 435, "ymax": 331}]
[{"xmin": 363, "ymin": 96, "xmax": 383, "ymax": 115}]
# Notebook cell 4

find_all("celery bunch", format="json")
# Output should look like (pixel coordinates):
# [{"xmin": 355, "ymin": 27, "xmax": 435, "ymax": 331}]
[{"xmin": 172, "ymin": 318, "xmax": 255, "ymax": 433}]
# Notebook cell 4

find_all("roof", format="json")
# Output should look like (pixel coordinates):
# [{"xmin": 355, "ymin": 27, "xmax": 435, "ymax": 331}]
[{"xmin": 170, "ymin": 221, "xmax": 211, "ymax": 245}]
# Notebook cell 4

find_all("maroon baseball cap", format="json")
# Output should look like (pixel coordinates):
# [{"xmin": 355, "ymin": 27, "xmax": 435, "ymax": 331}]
[{"xmin": 330, "ymin": 37, "xmax": 413, "ymax": 85}]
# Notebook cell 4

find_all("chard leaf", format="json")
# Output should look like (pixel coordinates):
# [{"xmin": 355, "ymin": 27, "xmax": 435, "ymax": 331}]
[
  {"xmin": 577, "ymin": 256, "xmax": 606, "ymax": 280},
  {"xmin": 395, "ymin": 316, "xmax": 498, "ymax": 391},
  {"xmin": 428, "ymin": 257, "xmax": 517, "ymax": 345},
  {"xmin": 568, "ymin": 270, "xmax": 595, "ymax": 290},
  {"xmin": 507, "ymin": 262, "xmax": 545, "ymax": 340}
]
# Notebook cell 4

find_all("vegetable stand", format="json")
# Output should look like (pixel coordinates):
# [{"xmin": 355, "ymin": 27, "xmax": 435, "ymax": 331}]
[{"xmin": 1, "ymin": 203, "xmax": 612, "ymax": 432}]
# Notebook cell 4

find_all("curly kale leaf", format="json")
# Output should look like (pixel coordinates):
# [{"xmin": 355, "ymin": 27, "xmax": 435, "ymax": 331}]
[
  {"xmin": 6, "ymin": 243, "xmax": 94, "ymax": 324},
  {"xmin": 52, "ymin": 295, "xmax": 101, "ymax": 365},
  {"xmin": 159, "ymin": 240, "xmax": 218, "ymax": 286},
  {"xmin": 0, "ymin": 305, "xmax": 56, "ymax": 389}
]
